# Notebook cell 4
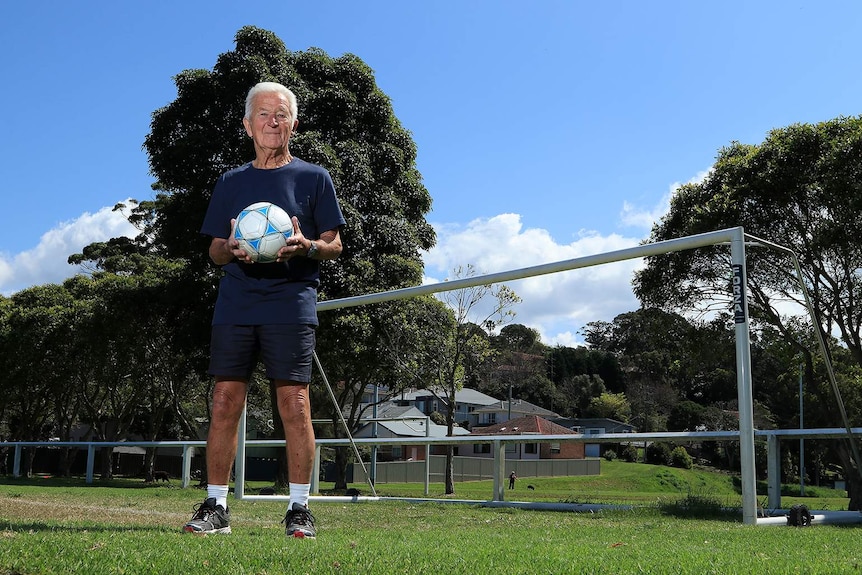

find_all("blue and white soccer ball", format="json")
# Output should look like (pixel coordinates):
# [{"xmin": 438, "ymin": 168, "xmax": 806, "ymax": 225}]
[{"xmin": 233, "ymin": 202, "xmax": 293, "ymax": 263}]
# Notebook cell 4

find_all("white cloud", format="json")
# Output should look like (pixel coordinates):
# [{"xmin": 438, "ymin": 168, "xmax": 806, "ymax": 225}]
[
  {"xmin": 421, "ymin": 213, "xmax": 644, "ymax": 347},
  {"xmin": 420, "ymin": 169, "xmax": 713, "ymax": 346},
  {"xmin": 620, "ymin": 168, "xmax": 710, "ymax": 230},
  {"xmin": 0, "ymin": 201, "xmax": 139, "ymax": 296}
]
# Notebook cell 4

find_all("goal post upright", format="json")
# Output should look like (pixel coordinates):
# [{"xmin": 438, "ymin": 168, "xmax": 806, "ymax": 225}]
[{"xmin": 731, "ymin": 227, "xmax": 758, "ymax": 525}]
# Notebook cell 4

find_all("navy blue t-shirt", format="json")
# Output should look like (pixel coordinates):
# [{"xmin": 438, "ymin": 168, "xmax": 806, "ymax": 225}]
[{"xmin": 200, "ymin": 159, "xmax": 346, "ymax": 326}]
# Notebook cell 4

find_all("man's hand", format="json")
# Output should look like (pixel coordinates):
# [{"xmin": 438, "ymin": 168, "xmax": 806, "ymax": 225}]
[
  {"xmin": 210, "ymin": 219, "xmax": 253, "ymax": 265},
  {"xmin": 276, "ymin": 216, "xmax": 310, "ymax": 262}
]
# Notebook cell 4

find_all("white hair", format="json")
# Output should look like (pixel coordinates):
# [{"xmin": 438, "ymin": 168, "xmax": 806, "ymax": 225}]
[{"xmin": 244, "ymin": 82, "xmax": 298, "ymax": 121}]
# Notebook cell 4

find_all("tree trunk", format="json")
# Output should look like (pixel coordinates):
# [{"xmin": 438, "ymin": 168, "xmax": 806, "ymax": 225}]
[
  {"xmin": 334, "ymin": 446, "xmax": 349, "ymax": 490},
  {"xmin": 99, "ymin": 446, "xmax": 113, "ymax": 480},
  {"xmin": 444, "ymin": 397, "xmax": 456, "ymax": 494},
  {"xmin": 59, "ymin": 447, "xmax": 77, "ymax": 478},
  {"xmin": 445, "ymin": 445, "xmax": 455, "ymax": 495},
  {"xmin": 835, "ymin": 442, "xmax": 862, "ymax": 511},
  {"xmin": 144, "ymin": 447, "xmax": 157, "ymax": 482},
  {"xmin": 25, "ymin": 448, "xmax": 36, "ymax": 478}
]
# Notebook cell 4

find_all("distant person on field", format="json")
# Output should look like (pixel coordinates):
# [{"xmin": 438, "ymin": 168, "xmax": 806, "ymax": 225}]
[
  {"xmin": 509, "ymin": 471, "xmax": 517, "ymax": 489},
  {"xmin": 183, "ymin": 81, "xmax": 346, "ymax": 539}
]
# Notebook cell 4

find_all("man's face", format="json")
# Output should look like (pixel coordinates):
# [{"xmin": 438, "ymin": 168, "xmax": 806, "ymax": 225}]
[{"xmin": 243, "ymin": 92, "xmax": 297, "ymax": 151}]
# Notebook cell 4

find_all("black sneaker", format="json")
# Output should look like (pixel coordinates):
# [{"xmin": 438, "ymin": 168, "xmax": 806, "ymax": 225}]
[
  {"xmin": 282, "ymin": 503, "xmax": 316, "ymax": 539},
  {"xmin": 183, "ymin": 497, "xmax": 231, "ymax": 534}
]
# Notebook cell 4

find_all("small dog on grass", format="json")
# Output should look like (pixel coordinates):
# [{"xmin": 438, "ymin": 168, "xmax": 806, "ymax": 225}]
[{"xmin": 153, "ymin": 470, "xmax": 170, "ymax": 483}]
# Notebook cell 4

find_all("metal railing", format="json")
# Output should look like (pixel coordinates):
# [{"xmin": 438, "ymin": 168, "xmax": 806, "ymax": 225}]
[{"xmin": 5, "ymin": 427, "xmax": 861, "ymax": 508}]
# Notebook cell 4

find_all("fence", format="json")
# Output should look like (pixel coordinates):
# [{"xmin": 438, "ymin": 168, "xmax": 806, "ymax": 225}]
[
  {"xmin": 5, "ymin": 427, "xmax": 860, "ymax": 511},
  {"xmin": 352, "ymin": 455, "xmax": 601, "ymax": 484}
]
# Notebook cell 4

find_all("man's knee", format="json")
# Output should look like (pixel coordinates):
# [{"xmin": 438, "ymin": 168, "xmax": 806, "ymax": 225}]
[{"xmin": 211, "ymin": 383, "xmax": 247, "ymax": 423}]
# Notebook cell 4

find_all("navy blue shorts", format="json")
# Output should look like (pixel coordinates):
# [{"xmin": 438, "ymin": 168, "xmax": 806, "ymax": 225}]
[{"xmin": 208, "ymin": 324, "xmax": 316, "ymax": 383}]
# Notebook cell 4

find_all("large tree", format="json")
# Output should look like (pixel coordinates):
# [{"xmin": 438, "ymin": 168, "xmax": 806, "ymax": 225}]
[
  {"xmin": 0, "ymin": 285, "xmax": 78, "ymax": 476},
  {"xmin": 633, "ymin": 115, "xmax": 862, "ymax": 507},
  {"xmin": 136, "ymin": 26, "xmax": 437, "ymax": 484}
]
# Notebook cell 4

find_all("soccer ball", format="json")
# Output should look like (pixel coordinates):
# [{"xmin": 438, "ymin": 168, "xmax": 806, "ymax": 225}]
[{"xmin": 233, "ymin": 202, "xmax": 293, "ymax": 263}]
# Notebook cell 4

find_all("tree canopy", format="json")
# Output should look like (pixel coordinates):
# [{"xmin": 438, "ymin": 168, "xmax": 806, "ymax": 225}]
[{"xmin": 634, "ymin": 116, "xmax": 862, "ymax": 365}]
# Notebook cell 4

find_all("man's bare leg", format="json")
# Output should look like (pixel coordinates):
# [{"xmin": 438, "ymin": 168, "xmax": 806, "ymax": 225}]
[
  {"xmin": 183, "ymin": 378, "xmax": 246, "ymax": 534},
  {"xmin": 275, "ymin": 380, "xmax": 318, "ymax": 538},
  {"xmin": 274, "ymin": 381, "xmax": 315, "ymax": 487},
  {"xmin": 206, "ymin": 379, "xmax": 248, "ymax": 494}
]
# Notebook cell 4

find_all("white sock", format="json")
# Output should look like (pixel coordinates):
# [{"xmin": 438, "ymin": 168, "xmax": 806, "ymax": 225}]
[
  {"xmin": 207, "ymin": 484, "xmax": 229, "ymax": 509},
  {"xmin": 288, "ymin": 483, "xmax": 310, "ymax": 510}
]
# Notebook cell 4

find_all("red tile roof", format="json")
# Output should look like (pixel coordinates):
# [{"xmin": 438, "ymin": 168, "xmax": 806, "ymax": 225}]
[{"xmin": 472, "ymin": 415, "xmax": 577, "ymax": 435}]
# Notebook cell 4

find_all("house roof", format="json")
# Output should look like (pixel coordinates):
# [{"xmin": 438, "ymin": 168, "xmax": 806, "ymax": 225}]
[
  {"xmin": 471, "ymin": 415, "xmax": 578, "ymax": 436},
  {"xmin": 355, "ymin": 418, "xmax": 470, "ymax": 438},
  {"xmin": 552, "ymin": 417, "xmax": 636, "ymax": 433},
  {"xmin": 361, "ymin": 403, "xmax": 424, "ymax": 420},
  {"xmin": 381, "ymin": 420, "xmax": 470, "ymax": 437},
  {"xmin": 394, "ymin": 387, "xmax": 500, "ymax": 406},
  {"xmin": 473, "ymin": 399, "xmax": 559, "ymax": 418}
]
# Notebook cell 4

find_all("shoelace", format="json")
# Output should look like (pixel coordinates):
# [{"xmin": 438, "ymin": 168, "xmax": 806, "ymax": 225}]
[
  {"xmin": 283, "ymin": 507, "xmax": 314, "ymax": 527},
  {"xmin": 191, "ymin": 502, "xmax": 216, "ymax": 521}
]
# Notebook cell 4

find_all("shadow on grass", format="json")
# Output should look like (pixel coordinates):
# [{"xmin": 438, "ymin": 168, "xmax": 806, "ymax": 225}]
[
  {"xmin": 2, "ymin": 520, "xmax": 175, "ymax": 534},
  {"xmin": 0, "ymin": 477, "xmax": 172, "ymax": 490}
]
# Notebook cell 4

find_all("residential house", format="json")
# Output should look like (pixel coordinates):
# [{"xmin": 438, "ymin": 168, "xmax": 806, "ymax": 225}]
[
  {"xmin": 469, "ymin": 415, "xmax": 585, "ymax": 460},
  {"xmin": 353, "ymin": 405, "xmax": 470, "ymax": 461},
  {"xmin": 553, "ymin": 417, "xmax": 636, "ymax": 457},
  {"xmin": 384, "ymin": 387, "xmax": 501, "ymax": 429},
  {"xmin": 472, "ymin": 398, "xmax": 559, "ymax": 428}
]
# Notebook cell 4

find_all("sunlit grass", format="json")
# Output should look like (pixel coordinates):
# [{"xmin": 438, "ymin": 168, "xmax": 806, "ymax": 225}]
[
  {"xmin": 0, "ymin": 463, "xmax": 856, "ymax": 574},
  {"xmin": 2, "ymin": 491, "xmax": 861, "ymax": 575},
  {"xmin": 341, "ymin": 460, "xmax": 849, "ymax": 510}
]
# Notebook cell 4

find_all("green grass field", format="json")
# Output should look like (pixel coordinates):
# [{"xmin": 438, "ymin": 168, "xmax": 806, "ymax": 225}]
[
  {"xmin": 1, "ymin": 462, "xmax": 858, "ymax": 574},
  {"xmin": 339, "ymin": 460, "xmax": 850, "ymax": 511}
]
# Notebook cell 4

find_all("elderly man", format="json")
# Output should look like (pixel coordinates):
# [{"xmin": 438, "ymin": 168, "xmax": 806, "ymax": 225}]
[{"xmin": 184, "ymin": 81, "xmax": 345, "ymax": 539}]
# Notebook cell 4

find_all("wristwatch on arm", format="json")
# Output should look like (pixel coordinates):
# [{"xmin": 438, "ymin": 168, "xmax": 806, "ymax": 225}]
[{"xmin": 307, "ymin": 240, "xmax": 319, "ymax": 259}]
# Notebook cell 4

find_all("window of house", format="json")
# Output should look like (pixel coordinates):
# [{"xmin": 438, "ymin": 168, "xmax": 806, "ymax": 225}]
[
  {"xmin": 550, "ymin": 442, "xmax": 561, "ymax": 454},
  {"xmin": 505, "ymin": 443, "xmax": 516, "ymax": 453},
  {"xmin": 474, "ymin": 444, "xmax": 490, "ymax": 454},
  {"xmin": 525, "ymin": 443, "xmax": 537, "ymax": 454},
  {"xmin": 487, "ymin": 413, "xmax": 497, "ymax": 424}
]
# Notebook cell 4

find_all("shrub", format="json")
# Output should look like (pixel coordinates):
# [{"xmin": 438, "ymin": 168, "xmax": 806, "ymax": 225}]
[
  {"xmin": 621, "ymin": 444, "xmax": 639, "ymax": 463},
  {"xmin": 670, "ymin": 446, "xmax": 693, "ymax": 469},
  {"xmin": 603, "ymin": 449, "xmax": 618, "ymax": 461},
  {"xmin": 646, "ymin": 442, "xmax": 673, "ymax": 465}
]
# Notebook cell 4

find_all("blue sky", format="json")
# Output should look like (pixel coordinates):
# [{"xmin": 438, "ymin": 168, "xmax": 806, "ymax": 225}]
[{"xmin": 1, "ymin": 1, "xmax": 861, "ymax": 345}]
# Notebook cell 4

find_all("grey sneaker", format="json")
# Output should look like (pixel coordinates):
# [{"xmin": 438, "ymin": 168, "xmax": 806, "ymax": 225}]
[
  {"xmin": 183, "ymin": 497, "xmax": 231, "ymax": 534},
  {"xmin": 282, "ymin": 503, "xmax": 316, "ymax": 538}
]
